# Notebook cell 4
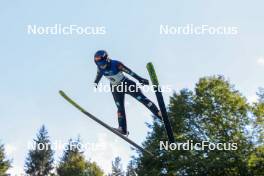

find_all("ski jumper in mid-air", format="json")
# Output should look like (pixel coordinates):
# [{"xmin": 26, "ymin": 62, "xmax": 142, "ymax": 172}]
[{"xmin": 94, "ymin": 50, "xmax": 162, "ymax": 135}]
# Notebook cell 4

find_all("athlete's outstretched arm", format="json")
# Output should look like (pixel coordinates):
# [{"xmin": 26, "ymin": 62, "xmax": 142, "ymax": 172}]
[
  {"xmin": 94, "ymin": 69, "xmax": 103, "ymax": 85},
  {"xmin": 118, "ymin": 63, "xmax": 149, "ymax": 85}
]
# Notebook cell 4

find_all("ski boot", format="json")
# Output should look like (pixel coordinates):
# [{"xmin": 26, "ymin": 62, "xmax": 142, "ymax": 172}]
[{"xmin": 113, "ymin": 127, "xmax": 129, "ymax": 136}]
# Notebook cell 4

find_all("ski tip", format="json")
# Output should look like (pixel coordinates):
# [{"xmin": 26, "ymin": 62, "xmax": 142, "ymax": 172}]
[
  {"xmin": 59, "ymin": 90, "xmax": 65, "ymax": 96},
  {"xmin": 146, "ymin": 62, "xmax": 154, "ymax": 74},
  {"xmin": 146, "ymin": 62, "xmax": 153, "ymax": 68},
  {"xmin": 146, "ymin": 62, "xmax": 159, "ymax": 85}
]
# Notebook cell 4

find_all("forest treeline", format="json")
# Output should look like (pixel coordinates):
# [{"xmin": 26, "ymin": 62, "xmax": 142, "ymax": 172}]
[{"xmin": 1, "ymin": 76, "xmax": 263, "ymax": 176}]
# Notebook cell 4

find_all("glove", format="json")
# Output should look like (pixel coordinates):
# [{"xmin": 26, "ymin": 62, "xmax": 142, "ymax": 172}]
[{"xmin": 138, "ymin": 78, "xmax": 149, "ymax": 85}]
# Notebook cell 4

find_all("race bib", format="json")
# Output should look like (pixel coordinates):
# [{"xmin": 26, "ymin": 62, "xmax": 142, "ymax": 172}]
[{"xmin": 105, "ymin": 72, "xmax": 125, "ymax": 85}]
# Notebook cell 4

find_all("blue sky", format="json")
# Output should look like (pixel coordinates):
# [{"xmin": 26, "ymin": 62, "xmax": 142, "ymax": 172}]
[{"xmin": 1, "ymin": 0, "xmax": 264, "ymax": 175}]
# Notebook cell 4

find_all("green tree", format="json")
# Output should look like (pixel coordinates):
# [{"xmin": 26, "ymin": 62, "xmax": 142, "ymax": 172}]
[
  {"xmin": 252, "ymin": 88, "xmax": 264, "ymax": 144},
  {"xmin": 57, "ymin": 137, "xmax": 104, "ymax": 176},
  {"xmin": 109, "ymin": 157, "xmax": 124, "ymax": 176},
  {"xmin": 0, "ymin": 143, "xmax": 11, "ymax": 175},
  {"xmin": 25, "ymin": 125, "xmax": 54, "ymax": 176},
  {"xmin": 248, "ymin": 146, "xmax": 264, "ymax": 176},
  {"xmin": 191, "ymin": 76, "xmax": 251, "ymax": 175},
  {"xmin": 248, "ymin": 88, "xmax": 264, "ymax": 175},
  {"xmin": 133, "ymin": 76, "xmax": 255, "ymax": 175},
  {"xmin": 126, "ymin": 160, "xmax": 137, "ymax": 176}
]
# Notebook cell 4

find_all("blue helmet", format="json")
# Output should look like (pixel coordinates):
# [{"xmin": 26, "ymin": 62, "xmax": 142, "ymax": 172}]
[{"xmin": 94, "ymin": 50, "xmax": 110, "ymax": 69}]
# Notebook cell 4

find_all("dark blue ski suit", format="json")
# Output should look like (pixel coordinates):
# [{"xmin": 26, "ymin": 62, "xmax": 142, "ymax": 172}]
[{"xmin": 94, "ymin": 59, "xmax": 160, "ymax": 133}]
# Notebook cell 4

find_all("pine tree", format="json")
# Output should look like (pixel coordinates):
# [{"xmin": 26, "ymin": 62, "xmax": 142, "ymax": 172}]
[
  {"xmin": 57, "ymin": 137, "xmax": 104, "ymax": 176},
  {"xmin": 126, "ymin": 160, "xmax": 137, "ymax": 176},
  {"xmin": 0, "ymin": 143, "xmax": 11, "ymax": 175},
  {"xmin": 109, "ymin": 157, "xmax": 124, "ymax": 176},
  {"xmin": 25, "ymin": 125, "xmax": 54, "ymax": 176}
]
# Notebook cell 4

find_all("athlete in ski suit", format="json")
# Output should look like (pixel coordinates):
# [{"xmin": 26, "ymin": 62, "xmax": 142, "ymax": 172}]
[{"xmin": 93, "ymin": 50, "xmax": 162, "ymax": 135}]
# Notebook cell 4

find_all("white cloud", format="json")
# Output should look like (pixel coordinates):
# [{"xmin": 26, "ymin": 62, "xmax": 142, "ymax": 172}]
[{"xmin": 257, "ymin": 57, "xmax": 264, "ymax": 66}]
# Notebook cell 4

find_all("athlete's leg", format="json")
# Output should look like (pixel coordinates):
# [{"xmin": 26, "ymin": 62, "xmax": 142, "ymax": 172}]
[
  {"xmin": 111, "ymin": 84, "xmax": 128, "ymax": 134},
  {"xmin": 124, "ymin": 79, "xmax": 162, "ymax": 120}
]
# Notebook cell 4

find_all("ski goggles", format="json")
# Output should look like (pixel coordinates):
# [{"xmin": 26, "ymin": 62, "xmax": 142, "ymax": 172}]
[{"xmin": 96, "ymin": 60, "xmax": 108, "ymax": 66}]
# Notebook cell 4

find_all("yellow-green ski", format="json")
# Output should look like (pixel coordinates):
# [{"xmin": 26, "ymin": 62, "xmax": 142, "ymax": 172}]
[
  {"xmin": 59, "ymin": 90, "xmax": 155, "ymax": 157},
  {"xmin": 146, "ymin": 62, "xmax": 175, "ymax": 143}
]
